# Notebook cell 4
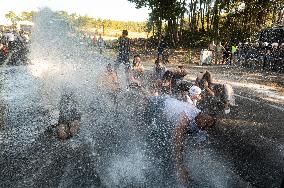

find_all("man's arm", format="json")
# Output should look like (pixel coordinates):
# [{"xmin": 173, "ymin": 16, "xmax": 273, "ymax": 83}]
[
  {"xmin": 202, "ymin": 80, "xmax": 214, "ymax": 97},
  {"xmin": 175, "ymin": 112, "xmax": 190, "ymax": 183}
]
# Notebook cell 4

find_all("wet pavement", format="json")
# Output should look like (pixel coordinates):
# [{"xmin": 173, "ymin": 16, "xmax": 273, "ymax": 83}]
[{"xmin": 0, "ymin": 9, "xmax": 284, "ymax": 188}]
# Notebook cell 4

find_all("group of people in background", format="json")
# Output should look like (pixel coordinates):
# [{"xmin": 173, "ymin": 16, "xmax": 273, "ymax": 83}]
[
  {"xmin": 0, "ymin": 29, "xmax": 30, "ymax": 65},
  {"xmin": 92, "ymin": 34, "xmax": 105, "ymax": 54},
  {"xmin": 206, "ymin": 40, "xmax": 284, "ymax": 71},
  {"xmin": 207, "ymin": 41, "xmax": 239, "ymax": 65}
]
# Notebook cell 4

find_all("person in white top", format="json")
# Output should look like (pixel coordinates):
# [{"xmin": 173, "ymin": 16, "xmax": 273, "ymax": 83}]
[
  {"xmin": 162, "ymin": 95, "xmax": 216, "ymax": 184},
  {"xmin": 4, "ymin": 31, "xmax": 15, "ymax": 50},
  {"xmin": 187, "ymin": 85, "xmax": 202, "ymax": 106},
  {"xmin": 175, "ymin": 82, "xmax": 202, "ymax": 107}
]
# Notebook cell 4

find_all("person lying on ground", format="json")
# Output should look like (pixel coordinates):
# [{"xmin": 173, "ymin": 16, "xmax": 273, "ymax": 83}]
[{"xmin": 55, "ymin": 90, "xmax": 81, "ymax": 140}]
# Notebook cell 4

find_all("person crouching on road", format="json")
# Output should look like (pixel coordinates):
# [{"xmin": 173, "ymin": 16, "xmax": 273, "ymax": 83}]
[
  {"xmin": 211, "ymin": 83, "xmax": 236, "ymax": 114},
  {"xmin": 161, "ymin": 94, "xmax": 216, "ymax": 184},
  {"xmin": 175, "ymin": 82, "xmax": 202, "ymax": 107}
]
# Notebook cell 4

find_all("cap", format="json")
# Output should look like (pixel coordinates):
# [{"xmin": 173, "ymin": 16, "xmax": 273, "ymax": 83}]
[{"xmin": 189, "ymin": 86, "xmax": 202, "ymax": 96}]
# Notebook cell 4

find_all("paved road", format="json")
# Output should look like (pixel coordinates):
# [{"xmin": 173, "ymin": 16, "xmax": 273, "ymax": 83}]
[
  {"xmin": 0, "ymin": 9, "xmax": 283, "ymax": 187},
  {"xmin": 0, "ymin": 62, "xmax": 283, "ymax": 188}
]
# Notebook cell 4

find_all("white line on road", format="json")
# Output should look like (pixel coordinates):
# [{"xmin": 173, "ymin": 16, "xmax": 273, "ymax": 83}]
[{"xmin": 235, "ymin": 94, "xmax": 284, "ymax": 112}]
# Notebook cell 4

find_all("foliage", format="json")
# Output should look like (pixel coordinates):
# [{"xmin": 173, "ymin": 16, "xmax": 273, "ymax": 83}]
[{"xmin": 128, "ymin": 0, "xmax": 284, "ymax": 47}]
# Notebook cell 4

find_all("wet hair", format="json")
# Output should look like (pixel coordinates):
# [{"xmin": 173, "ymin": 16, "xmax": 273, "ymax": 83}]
[
  {"xmin": 133, "ymin": 54, "xmax": 141, "ymax": 66},
  {"xmin": 155, "ymin": 59, "xmax": 160, "ymax": 65},
  {"xmin": 175, "ymin": 69, "xmax": 188, "ymax": 78},
  {"xmin": 202, "ymin": 71, "xmax": 212, "ymax": 84},
  {"xmin": 122, "ymin": 30, "xmax": 128, "ymax": 36},
  {"xmin": 162, "ymin": 70, "xmax": 174, "ymax": 80},
  {"xmin": 213, "ymin": 84, "xmax": 224, "ymax": 94},
  {"xmin": 106, "ymin": 63, "xmax": 113, "ymax": 72},
  {"xmin": 176, "ymin": 82, "xmax": 190, "ymax": 92},
  {"xmin": 134, "ymin": 54, "xmax": 140, "ymax": 59}
]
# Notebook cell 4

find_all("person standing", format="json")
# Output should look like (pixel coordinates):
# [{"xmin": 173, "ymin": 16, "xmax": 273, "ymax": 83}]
[
  {"xmin": 216, "ymin": 42, "xmax": 225, "ymax": 64},
  {"xmin": 97, "ymin": 34, "xmax": 105, "ymax": 54},
  {"xmin": 209, "ymin": 41, "xmax": 216, "ymax": 64},
  {"xmin": 231, "ymin": 44, "xmax": 238, "ymax": 65},
  {"xmin": 114, "ymin": 30, "xmax": 131, "ymax": 85},
  {"xmin": 157, "ymin": 36, "xmax": 169, "ymax": 64},
  {"xmin": 92, "ymin": 35, "xmax": 97, "ymax": 46}
]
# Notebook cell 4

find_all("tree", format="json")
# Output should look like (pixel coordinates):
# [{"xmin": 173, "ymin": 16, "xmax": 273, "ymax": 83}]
[
  {"xmin": 20, "ymin": 11, "xmax": 36, "ymax": 21},
  {"xmin": 5, "ymin": 11, "xmax": 20, "ymax": 25}
]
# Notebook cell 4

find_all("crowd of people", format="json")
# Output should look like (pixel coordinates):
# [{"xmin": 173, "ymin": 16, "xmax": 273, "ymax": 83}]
[
  {"xmin": 205, "ymin": 40, "xmax": 284, "ymax": 71},
  {"xmin": 0, "ymin": 29, "xmax": 30, "ymax": 65},
  {"xmin": 11, "ymin": 28, "xmax": 237, "ymax": 184},
  {"xmin": 87, "ymin": 30, "xmax": 237, "ymax": 184}
]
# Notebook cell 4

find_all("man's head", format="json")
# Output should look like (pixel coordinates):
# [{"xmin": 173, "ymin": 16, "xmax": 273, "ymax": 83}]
[
  {"xmin": 133, "ymin": 54, "xmax": 141, "ymax": 66},
  {"xmin": 162, "ymin": 70, "xmax": 174, "ymax": 81},
  {"xmin": 106, "ymin": 63, "xmax": 113, "ymax": 72},
  {"xmin": 189, "ymin": 85, "xmax": 202, "ymax": 100},
  {"xmin": 122, "ymin": 30, "xmax": 128, "ymax": 37},
  {"xmin": 175, "ymin": 65, "xmax": 188, "ymax": 78},
  {"xmin": 213, "ymin": 84, "xmax": 224, "ymax": 95},
  {"xmin": 195, "ymin": 113, "xmax": 216, "ymax": 130}
]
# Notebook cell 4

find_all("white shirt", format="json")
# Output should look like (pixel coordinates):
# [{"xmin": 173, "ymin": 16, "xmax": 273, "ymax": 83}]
[
  {"xmin": 186, "ymin": 95, "xmax": 197, "ymax": 106},
  {"xmin": 5, "ymin": 32, "xmax": 15, "ymax": 42},
  {"xmin": 164, "ymin": 96, "xmax": 201, "ymax": 123}
]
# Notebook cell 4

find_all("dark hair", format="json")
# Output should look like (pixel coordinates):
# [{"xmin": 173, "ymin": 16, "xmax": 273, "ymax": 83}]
[
  {"xmin": 176, "ymin": 82, "xmax": 190, "ymax": 92},
  {"xmin": 106, "ymin": 63, "xmax": 113, "ymax": 72},
  {"xmin": 155, "ymin": 59, "xmax": 160, "ymax": 65},
  {"xmin": 133, "ymin": 54, "xmax": 141, "ymax": 66},
  {"xmin": 195, "ymin": 113, "xmax": 217, "ymax": 129},
  {"xmin": 202, "ymin": 71, "xmax": 212, "ymax": 84},
  {"xmin": 134, "ymin": 54, "xmax": 140, "ymax": 59},
  {"xmin": 213, "ymin": 84, "xmax": 224, "ymax": 93},
  {"xmin": 122, "ymin": 30, "xmax": 128, "ymax": 36},
  {"xmin": 162, "ymin": 70, "xmax": 174, "ymax": 80}
]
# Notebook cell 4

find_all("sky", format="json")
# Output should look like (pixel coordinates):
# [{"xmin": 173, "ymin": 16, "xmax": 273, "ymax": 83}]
[{"xmin": 0, "ymin": 0, "xmax": 150, "ymax": 24}]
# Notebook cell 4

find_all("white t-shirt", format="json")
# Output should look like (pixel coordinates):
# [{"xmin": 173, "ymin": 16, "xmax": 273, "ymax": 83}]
[
  {"xmin": 186, "ymin": 95, "xmax": 197, "ymax": 106},
  {"xmin": 164, "ymin": 96, "xmax": 201, "ymax": 123},
  {"xmin": 5, "ymin": 32, "xmax": 15, "ymax": 42}
]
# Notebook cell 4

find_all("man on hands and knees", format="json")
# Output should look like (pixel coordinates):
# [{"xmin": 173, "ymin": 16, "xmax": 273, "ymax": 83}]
[{"xmin": 162, "ymin": 93, "xmax": 216, "ymax": 184}]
